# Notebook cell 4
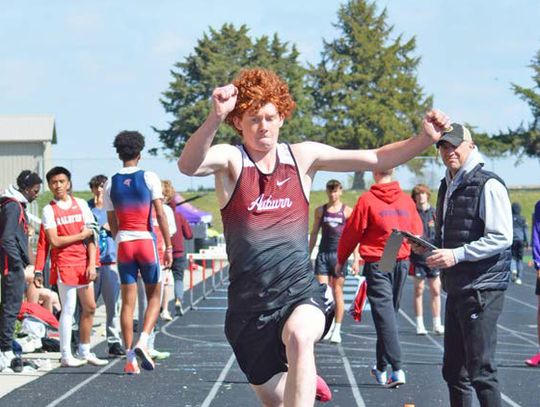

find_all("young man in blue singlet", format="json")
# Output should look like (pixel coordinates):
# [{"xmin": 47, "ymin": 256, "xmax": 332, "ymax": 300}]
[
  {"xmin": 178, "ymin": 68, "xmax": 450, "ymax": 406},
  {"xmin": 105, "ymin": 131, "xmax": 172, "ymax": 375}
]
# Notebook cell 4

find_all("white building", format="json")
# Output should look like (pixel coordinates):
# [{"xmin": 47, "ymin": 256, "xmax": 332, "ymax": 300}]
[{"xmin": 0, "ymin": 115, "xmax": 56, "ymax": 190}]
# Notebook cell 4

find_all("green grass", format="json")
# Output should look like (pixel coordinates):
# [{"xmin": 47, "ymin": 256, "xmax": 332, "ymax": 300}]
[{"xmin": 37, "ymin": 188, "xmax": 540, "ymax": 235}]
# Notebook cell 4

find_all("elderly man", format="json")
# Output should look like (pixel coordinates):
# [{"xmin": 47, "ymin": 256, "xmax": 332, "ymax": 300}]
[{"xmin": 426, "ymin": 123, "xmax": 512, "ymax": 407}]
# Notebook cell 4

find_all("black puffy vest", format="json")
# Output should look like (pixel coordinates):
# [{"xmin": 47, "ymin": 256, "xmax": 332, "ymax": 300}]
[{"xmin": 435, "ymin": 164, "xmax": 511, "ymax": 295}]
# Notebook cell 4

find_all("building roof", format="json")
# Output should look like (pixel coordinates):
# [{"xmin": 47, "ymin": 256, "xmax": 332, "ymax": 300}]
[{"xmin": 0, "ymin": 115, "xmax": 57, "ymax": 143}]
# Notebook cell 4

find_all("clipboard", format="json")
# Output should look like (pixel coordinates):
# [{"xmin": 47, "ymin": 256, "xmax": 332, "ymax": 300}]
[
  {"xmin": 379, "ymin": 229, "xmax": 438, "ymax": 273},
  {"xmin": 393, "ymin": 229, "xmax": 438, "ymax": 251}
]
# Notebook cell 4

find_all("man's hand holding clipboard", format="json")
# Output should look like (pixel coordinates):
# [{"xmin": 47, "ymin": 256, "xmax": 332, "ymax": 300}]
[
  {"xmin": 396, "ymin": 229, "xmax": 458, "ymax": 269},
  {"xmin": 380, "ymin": 229, "xmax": 438, "ymax": 273}
]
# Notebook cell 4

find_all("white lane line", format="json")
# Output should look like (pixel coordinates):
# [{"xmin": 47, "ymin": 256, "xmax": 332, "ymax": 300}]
[
  {"xmin": 505, "ymin": 294, "xmax": 537, "ymax": 310},
  {"xmin": 337, "ymin": 345, "xmax": 366, "ymax": 407},
  {"xmin": 200, "ymin": 353, "xmax": 236, "ymax": 407},
  {"xmin": 46, "ymin": 359, "xmax": 121, "ymax": 407},
  {"xmin": 497, "ymin": 324, "xmax": 539, "ymax": 347},
  {"xmin": 398, "ymin": 308, "xmax": 522, "ymax": 407}
]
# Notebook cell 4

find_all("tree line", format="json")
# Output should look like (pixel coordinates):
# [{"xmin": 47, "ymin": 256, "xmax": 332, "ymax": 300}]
[{"xmin": 152, "ymin": 0, "xmax": 540, "ymax": 189}]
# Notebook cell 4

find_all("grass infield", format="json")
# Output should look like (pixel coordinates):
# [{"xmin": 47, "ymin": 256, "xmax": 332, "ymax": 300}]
[{"xmin": 37, "ymin": 188, "xmax": 540, "ymax": 235}]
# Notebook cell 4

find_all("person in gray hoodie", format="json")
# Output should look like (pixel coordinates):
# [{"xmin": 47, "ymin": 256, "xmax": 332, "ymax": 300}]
[
  {"xmin": 425, "ymin": 124, "xmax": 512, "ymax": 407},
  {"xmin": 0, "ymin": 170, "xmax": 42, "ymax": 371}
]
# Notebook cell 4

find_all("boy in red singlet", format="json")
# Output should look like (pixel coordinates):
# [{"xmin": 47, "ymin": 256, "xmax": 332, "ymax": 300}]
[
  {"xmin": 178, "ymin": 68, "xmax": 450, "ymax": 406},
  {"xmin": 41, "ymin": 167, "xmax": 107, "ymax": 367}
]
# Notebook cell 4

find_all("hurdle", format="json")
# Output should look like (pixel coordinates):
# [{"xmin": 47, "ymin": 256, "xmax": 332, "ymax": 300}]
[{"xmin": 187, "ymin": 248, "xmax": 229, "ymax": 311}]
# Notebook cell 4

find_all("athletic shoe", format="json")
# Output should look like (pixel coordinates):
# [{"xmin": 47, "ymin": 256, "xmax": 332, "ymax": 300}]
[
  {"xmin": 10, "ymin": 356, "xmax": 23, "ymax": 373},
  {"xmin": 525, "ymin": 352, "xmax": 540, "ymax": 367},
  {"xmin": 83, "ymin": 353, "xmax": 109, "ymax": 366},
  {"xmin": 370, "ymin": 365, "xmax": 387, "ymax": 386},
  {"xmin": 0, "ymin": 352, "xmax": 8, "ymax": 372},
  {"xmin": 330, "ymin": 330, "xmax": 342, "ymax": 344},
  {"xmin": 323, "ymin": 318, "xmax": 335, "ymax": 341},
  {"xmin": 160, "ymin": 310, "xmax": 173, "ymax": 321},
  {"xmin": 149, "ymin": 349, "xmax": 170, "ymax": 360},
  {"xmin": 134, "ymin": 346, "xmax": 155, "ymax": 371},
  {"xmin": 60, "ymin": 356, "xmax": 88, "ymax": 368},
  {"xmin": 416, "ymin": 325, "xmax": 427, "ymax": 335},
  {"xmin": 515, "ymin": 278, "xmax": 522, "ymax": 285},
  {"xmin": 175, "ymin": 300, "xmax": 184, "ymax": 316},
  {"xmin": 433, "ymin": 325, "xmax": 445, "ymax": 335},
  {"xmin": 108, "ymin": 342, "xmax": 126, "ymax": 357},
  {"xmin": 124, "ymin": 359, "xmax": 140, "ymax": 375},
  {"xmin": 385, "ymin": 370, "xmax": 406, "ymax": 388},
  {"xmin": 315, "ymin": 375, "xmax": 332, "ymax": 402}
]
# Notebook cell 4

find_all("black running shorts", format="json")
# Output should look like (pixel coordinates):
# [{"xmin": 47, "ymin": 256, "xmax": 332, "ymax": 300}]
[
  {"xmin": 314, "ymin": 252, "xmax": 347, "ymax": 278},
  {"xmin": 224, "ymin": 285, "xmax": 334, "ymax": 385},
  {"xmin": 535, "ymin": 276, "xmax": 540, "ymax": 296},
  {"xmin": 411, "ymin": 263, "xmax": 440, "ymax": 279}
]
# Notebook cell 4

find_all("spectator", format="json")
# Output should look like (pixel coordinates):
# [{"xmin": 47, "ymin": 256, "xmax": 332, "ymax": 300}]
[
  {"xmin": 162, "ymin": 180, "xmax": 192, "ymax": 317},
  {"xmin": 88, "ymin": 175, "xmax": 125, "ymax": 357},
  {"xmin": 525, "ymin": 200, "xmax": 540, "ymax": 367},
  {"xmin": 337, "ymin": 168, "xmax": 422, "ymax": 388},
  {"xmin": 24, "ymin": 265, "xmax": 61, "ymax": 315},
  {"xmin": 426, "ymin": 123, "xmax": 512, "ymax": 407},
  {"xmin": 410, "ymin": 184, "xmax": 444, "ymax": 335},
  {"xmin": 510, "ymin": 202, "xmax": 528, "ymax": 285},
  {"xmin": 0, "ymin": 170, "xmax": 42, "ymax": 371}
]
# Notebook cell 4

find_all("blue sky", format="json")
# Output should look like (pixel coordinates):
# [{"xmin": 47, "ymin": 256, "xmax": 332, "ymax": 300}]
[{"xmin": 1, "ymin": 1, "xmax": 539, "ymax": 190}]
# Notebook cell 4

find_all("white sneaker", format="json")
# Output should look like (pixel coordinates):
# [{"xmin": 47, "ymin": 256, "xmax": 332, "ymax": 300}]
[
  {"xmin": 149, "ymin": 349, "xmax": 170, "ymax": 360},
  {"xmin": 160, "ymin": 310, "xmax": 173, "ymax": 321},
  {"xmin": 323, "ymin": 319, "xmax": 335, "ymax": 341},
  {"xmin": 83, "ymin": 352, "xmax": 109, "ymax": 366},
  {"xmin": 330, "ymin": 330, "xmax": 342, "ymax": 344},
  {"xmin": 433, "ymin": 325, "xmax": 445, "ymax": 335},
  {"xmin": 416, "ymin": 325, "xmax": 427, "ymax": 335},
  {"xmin": 0, "ymin": 351, "xmax": 15, "ymax": 372},
  {"xmin": 386, "ymin": 369, "xmax": 406, "ymax": 388},
  {"xmin": 61, "ymin": 356, "xmax": 88, "ymax": 368},
  {"xmin": 515, "ymin": 278, "xmax": 522, "ymax": 285}
]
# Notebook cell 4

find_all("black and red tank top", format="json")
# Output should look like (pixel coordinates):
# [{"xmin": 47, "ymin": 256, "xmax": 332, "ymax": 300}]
[
  {"xmin": 221, "ymin": 143, "xmax": 317, "ymax": 312},
  {"xmin": 318, "ymin": 204, "xmax": 346, "ymax": 253}
]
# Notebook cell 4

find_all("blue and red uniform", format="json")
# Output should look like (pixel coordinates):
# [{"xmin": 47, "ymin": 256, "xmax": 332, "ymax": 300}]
[{"xmin": 105, "ymin": 167, "xmax": 162, "ymax": 285}]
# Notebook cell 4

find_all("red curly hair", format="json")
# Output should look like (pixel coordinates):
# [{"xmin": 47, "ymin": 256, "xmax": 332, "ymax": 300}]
[{"xmin": 225, "ymin": 68, "xmax": 296, "ymax": 134}]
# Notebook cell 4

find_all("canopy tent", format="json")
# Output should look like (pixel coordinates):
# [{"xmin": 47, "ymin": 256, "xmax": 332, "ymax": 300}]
[{"xmin": 173, "ymin": 193, "xmax": 212, "ymax": 224}]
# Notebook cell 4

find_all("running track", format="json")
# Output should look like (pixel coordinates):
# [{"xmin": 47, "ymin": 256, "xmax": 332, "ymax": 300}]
[{"xmin": 2, "ymin": 267, "xmax": 539, "ymax": 407}]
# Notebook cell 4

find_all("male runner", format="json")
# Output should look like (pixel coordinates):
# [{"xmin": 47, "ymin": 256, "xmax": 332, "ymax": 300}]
[
  {"xmin": 41, "ymin": 167, "xmax": 107, "ymax": 367},
  {"xmin": 104, "ymin": 131, "xmax": 172, "ymax": 374},
  {"xmin": 178, "ymin": 68, "xmax": 449, "ymax": 406},
  {"xmin": 308, "ymin": 179, "xmax": 356, "ymax": 344}
]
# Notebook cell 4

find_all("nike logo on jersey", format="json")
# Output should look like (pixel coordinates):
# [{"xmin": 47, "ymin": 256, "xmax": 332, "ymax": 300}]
[
  {"xmin": 123, "ymin": 179, "xmax": 132, "ymax": 187},
  {"xmin": 276, "ymin": 177, "xmax": 291, "ymax": 187}
]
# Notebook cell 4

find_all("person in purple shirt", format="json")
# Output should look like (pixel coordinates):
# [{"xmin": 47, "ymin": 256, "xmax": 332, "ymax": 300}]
[{"xmin": 525, "ymin": 200, "xmax": 540, "ymax": 367}]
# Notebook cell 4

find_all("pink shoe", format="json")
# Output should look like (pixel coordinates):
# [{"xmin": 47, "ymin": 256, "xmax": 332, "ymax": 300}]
[
  {"xmin": 315, "ymin": 375, "xmax": 332, "ymax": 402},
  {"xmin": 525, "ymin": 352, "xmax": 540, "ymax": 367}
]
